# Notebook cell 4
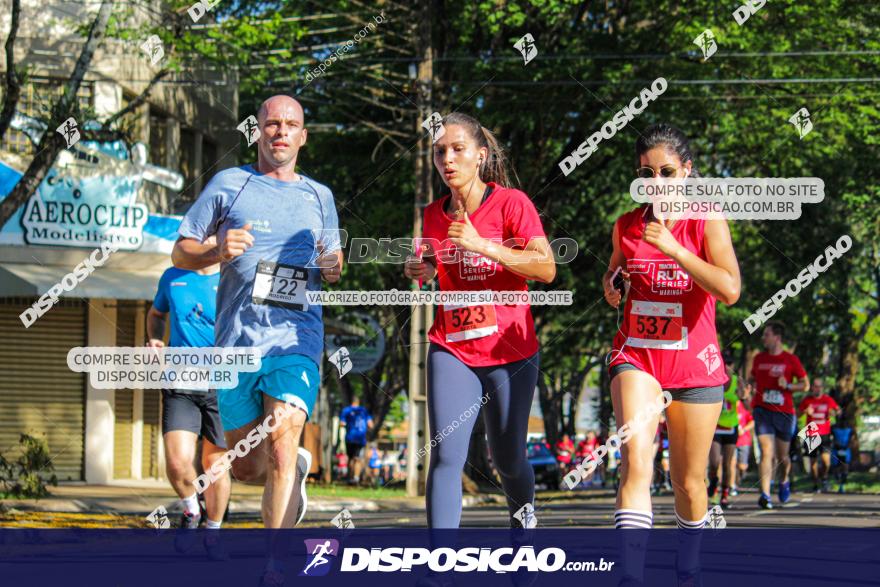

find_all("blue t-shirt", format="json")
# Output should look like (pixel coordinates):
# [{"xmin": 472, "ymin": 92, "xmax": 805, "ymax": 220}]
[
  {"xmin": 178, "ymin": 165, "xmax": 342, "ymax": 366},
  {"xmin": 341, "ymin": 405, "xmax": 372, "ymax": 445},
  {"xmin": 152, "ymin": 267, "xmax": 219, "ymax": 347},
  {"xmin": 832, "ymin": 427, "xmax": 852, "ymax": 449}
]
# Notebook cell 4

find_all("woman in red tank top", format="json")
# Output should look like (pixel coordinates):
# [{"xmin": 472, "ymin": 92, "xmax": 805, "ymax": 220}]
[
  {"xmin": 603, "ymin": 124, "xmax": 742, "ymax": 582},
  {"xmin": 403, "ymin": 113, "xmax": 556, "ymax": 530}
]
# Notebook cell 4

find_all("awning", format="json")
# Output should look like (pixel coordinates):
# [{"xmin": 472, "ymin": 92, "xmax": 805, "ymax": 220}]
[{"xmin": 0, "ymin": 262, "xmax": 163, "ymax": 301}]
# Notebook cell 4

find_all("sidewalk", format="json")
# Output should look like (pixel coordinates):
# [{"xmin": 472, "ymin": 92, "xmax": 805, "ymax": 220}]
[{"xmin": 0, "ymin": 481, "xmax": 499, "ymax": 517}]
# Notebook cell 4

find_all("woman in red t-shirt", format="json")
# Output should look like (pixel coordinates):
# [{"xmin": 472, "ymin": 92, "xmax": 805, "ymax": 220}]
[
  {"xmin": 603, "ymin": 124, "xmax": 741, "ymax": 581},
  {"xmin": 403, "ymin": 112, "xmax": 556, "ymax": 529},
  {"xmin": 556, "ymin": 434, "xmax": 575, "ymax": 469}
]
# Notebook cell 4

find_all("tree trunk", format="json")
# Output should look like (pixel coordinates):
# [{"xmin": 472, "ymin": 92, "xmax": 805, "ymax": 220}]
[
  {"xmin": 836, "ymin": 334, "xmax": 862, "ymax": 464},
  {"xmin": 0, "ymin": 0, "xmax": 112, "ymax": 228},
  {"xmin": 0, "ymin": 0, "xmax": 22, "ymax": 142},
  {"xmin": 599, "ymin": 363, "xmax": 613, "ymax": 437},
  {"xmin": 563, "ymin": 389, "xmax": 577, "ymax": 436},
  {"xmin": 835, "ymin": 294, "xmax": 880, "ymax": 468},
  {"xmin": 464, "ymin": 412, "xmax": 496, "ymax": 491},
  {"xmin": 538, "ymin": 375, "xmax": 561, "ymax": 450},
  {"xmin": 338, "ymin": 375, "xmax": 354, "ymax": 407}
]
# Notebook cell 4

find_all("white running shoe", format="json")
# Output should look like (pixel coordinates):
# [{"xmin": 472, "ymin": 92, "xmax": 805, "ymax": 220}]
[{"xmin": 295, "ymin": 447, "xmax": 312, "ymax": 526}]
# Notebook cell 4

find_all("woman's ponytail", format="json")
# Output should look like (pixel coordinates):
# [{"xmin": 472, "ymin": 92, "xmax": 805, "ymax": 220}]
[{"xmin": 442, "ymin": 112, "xmax": 518, "ymax": 188}]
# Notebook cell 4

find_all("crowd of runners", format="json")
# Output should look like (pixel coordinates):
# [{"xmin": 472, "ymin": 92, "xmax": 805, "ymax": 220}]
[
  {"xmin": 144, "ymin": 95, "xmax": 856, "ymax": 586},
  {"xmin": 554, "ymin": 321, "xmax": 854, "ymax": 507}
]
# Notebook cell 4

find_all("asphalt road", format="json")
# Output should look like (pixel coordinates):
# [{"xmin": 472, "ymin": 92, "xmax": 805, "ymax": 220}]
[{"xmin": 298, "ymin": 487, "xmax": 880, "ymax": 529}]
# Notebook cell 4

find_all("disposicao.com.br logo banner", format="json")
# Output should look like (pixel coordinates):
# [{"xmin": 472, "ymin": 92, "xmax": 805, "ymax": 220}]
[
  {"xmin": 0, "ymin": 529, "xmax": 876, "ymax": 587},
  {"xmin": 302, "ymin": 539, "xmax": 611, "ymax": 575}
]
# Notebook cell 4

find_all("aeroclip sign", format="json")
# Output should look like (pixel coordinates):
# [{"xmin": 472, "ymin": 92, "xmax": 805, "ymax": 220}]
[{"xmin": 17, "ymin": 137, "xmax": 182, "ymax": 251}]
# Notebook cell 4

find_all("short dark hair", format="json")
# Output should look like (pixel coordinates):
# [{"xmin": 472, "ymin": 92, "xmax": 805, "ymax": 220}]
[
  {"xmin": 765, "ymin": 321, "xmax": 785, "ymax": 339},
  {"xmin": 635, "ymin": 123, "xmax": 700, "ymax": 177},
  {"xmin": 721, "ymin": 348, "xmax": 735, "ymax": 365}
]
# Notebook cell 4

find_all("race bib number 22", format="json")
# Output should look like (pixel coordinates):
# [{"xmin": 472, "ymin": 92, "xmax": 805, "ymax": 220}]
[{"xmin": 251, "ymin": 260, "xmax": 309, "ymax": 311}]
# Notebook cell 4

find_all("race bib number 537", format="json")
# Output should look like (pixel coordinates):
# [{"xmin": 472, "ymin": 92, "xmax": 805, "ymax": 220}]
[{"xmin": 626, "ymin": 300, "xmax": 687, "ymax": 350}]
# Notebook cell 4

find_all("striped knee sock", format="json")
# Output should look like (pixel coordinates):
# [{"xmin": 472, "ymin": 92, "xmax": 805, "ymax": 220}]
[
  {"xmin": 615, "ymin": 509, "xmax": 652, "ymax": 582},
  {"xmin": 614, "ymin": 509, "xmax": 653, "ymax": 529},
  {"xmin": 675, "ymin": 510, "xmax": 707, "ymax": 573},
  {"xmin": 675, "ymin": 510, "xmax": 707, "ymax": 531}
]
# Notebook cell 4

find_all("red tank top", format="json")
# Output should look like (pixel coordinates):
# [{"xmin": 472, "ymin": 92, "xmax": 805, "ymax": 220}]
[
  {"xmin": 609, "ymin": 206, "xmax": 728, "ymax": 389},
  {"xmin": 422, "ymin": 184, "xmax": 546, "ymax": 367}
]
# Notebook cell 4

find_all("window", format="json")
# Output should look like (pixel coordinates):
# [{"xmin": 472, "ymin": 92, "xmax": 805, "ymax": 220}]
[
  {"xmin": 148, "ymin": 108, "xmax": 168, "ymax": 167},
  {"xmin": 119, "ymin": 92, "xmax": 147, "ymax": 145},
  {"xmin": 0, "ymin": 80, "xmax": 93, "ymax": 157},
  {"xmin": 202, "ymin": 136, "xmax": 218, "ymax": 185},
  {"xmin": 179, "ymin": 127, "xmax": 198, "ymax": 203}
]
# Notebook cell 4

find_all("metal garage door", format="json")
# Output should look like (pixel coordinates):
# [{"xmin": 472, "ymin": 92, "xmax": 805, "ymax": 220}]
[
  {"xmin": 0, "ymin": 300, "xmax": 86, "ymax": 481},
  {"xmin": 113, "ymin": 304, "xmax": 136, "ymax": 479}
]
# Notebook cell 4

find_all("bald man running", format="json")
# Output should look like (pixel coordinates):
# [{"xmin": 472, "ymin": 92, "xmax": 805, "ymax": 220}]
[{"xmin": 172, "ymin": 95, "xmax": 343, "ymax": 586}]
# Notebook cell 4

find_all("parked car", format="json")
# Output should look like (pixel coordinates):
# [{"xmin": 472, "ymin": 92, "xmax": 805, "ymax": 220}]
[{"xmin": 527, "ymin": 441, "xmax": 561, "ymax": 489}]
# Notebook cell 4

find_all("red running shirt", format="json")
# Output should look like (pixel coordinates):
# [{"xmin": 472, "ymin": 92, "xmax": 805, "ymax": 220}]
[
  {"xmin": 736, "ymin": 402, "xmax": 753, "ymax": 447},
  {"xmin": 750, "ymin": 351, "xmax": 807, "ymax": 415},
  {"xmin": 609, "ymin": 206, "xmax": 729, "ymax": 389},
  {"xmin": 798, "ymin": 395, "xmax": 839, "ymax": 435},
  {"xmin": 423, "ymin": 183, "xmax": 547, "ymax": 367},
  {"xmin": 577, "ymin": 438, "xmax": 600, "ymax": 458}
]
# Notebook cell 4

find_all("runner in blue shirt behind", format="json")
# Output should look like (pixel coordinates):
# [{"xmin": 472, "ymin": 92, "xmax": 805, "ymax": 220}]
[
  {"xmin": 340, "ymin": 397, "xmax": 374, "ymax": 485},
  {"xmin": 171, "ymin": 95, "xmax": 343, "ymax": 587},
  {"xmin": 148, "ymin": 246, "xmax": 229, "ymax": 559}
]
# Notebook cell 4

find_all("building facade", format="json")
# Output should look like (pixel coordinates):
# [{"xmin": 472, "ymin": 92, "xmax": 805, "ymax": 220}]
[{"xmin": 0, "ymin": 0, "xmax": 239, "ymax": 483}]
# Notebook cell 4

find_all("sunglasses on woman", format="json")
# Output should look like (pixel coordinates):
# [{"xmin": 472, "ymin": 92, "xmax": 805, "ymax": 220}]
[{"xmin": 636, "ymin": 165, "xmax": 680, "ymax": 178}]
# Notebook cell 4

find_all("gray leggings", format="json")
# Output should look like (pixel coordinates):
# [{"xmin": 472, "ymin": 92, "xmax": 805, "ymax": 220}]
[{"xmin": 426, "ymin": 344, "xmax": 539, "ymax": 528}]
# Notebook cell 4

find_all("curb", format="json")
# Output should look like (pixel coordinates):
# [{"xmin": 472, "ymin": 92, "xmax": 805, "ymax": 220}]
[{"xmin": 1, "ymin": 494, "xmax": 503, "ymax": 516}]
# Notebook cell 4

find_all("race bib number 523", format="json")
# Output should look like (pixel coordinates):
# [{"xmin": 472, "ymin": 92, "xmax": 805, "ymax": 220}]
[{"xmin": 444, "ymin": 302, "xmax": 498, "ymax": 343}]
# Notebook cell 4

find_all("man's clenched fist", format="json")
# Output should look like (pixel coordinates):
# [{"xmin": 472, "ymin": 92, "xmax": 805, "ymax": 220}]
[{"xmin": 219, "ymin": 223, "xmax": 254, "ymax": 261}]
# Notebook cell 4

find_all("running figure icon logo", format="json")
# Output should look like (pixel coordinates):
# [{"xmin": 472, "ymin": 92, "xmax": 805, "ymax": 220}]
[
  {"xmin": 693, "ymin": 29, "xmax": 717, "ymax": 61},
  {"xmin": 237, "ymin": 115, "xmax": 261, "ymax": 146},
  {"xmin": 706, "ymin": 505, "xmax": 727, "ymax": 529},
  {"xmin": 55, "ymin": 117, "xmax": 80, "ymax": 148},
  {"xmin": 328, "ymin": 347, "xmax": 352, "ymax": 378},
  {"xmin": 514, "ymin": 33, "xmax": 538, "ymax": 65},
  {"xmin": 140, "ymin": 35, "xmax": 165, "ymax": 66},
  {"xmin": 798, "ymin": 421, "xmax": 822, "ymax": 454},
  {"xmin": 513, "ymin": 502, "xmax": 537, "ymax": 528},
  {"xmin": 421, "ymin": 112, "xmax": 446, "ymax": 143},
  {"xmin": 146, "ymin": 505, "xmax": 170, "ymax": 529},
  {"xmin": 789, "ymin": 108, "xmax": 813, "ymax": 139},
  {"xmin": 697, "ymin": 343, "xmax": 722, "ymax": 376},
  {"xmin": 330, "ymin": 508, "xmax": 355, "ymax": 529},
  {"xmin": 300, "ymin": 539, "xmax": 340, "ymax": 576}
]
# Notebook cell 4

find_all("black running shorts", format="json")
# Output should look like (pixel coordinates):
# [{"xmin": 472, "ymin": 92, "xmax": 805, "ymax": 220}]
[{"xmin": 161, "ymin": 389, "xmax": 227, "ymax": 449}]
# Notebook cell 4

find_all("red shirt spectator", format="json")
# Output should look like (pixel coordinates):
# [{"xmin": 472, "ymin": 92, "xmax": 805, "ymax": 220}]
[
  {"xmin": 577, "ymin": 434, "xmax": 600, "ymax": 459},
  {"xmin": 736, "ymin": 402, "xmax": 754, "ymax": 447},
  {"xmin": 799, "ymin": 394, "xmax": 839, "ymax": 436},
  {"xmin": 556, "ymin": 435, "xmax": 575, "ymax": 465},
  {"xmin": 750, "ymin": 351, "xmax": 807, "ymax": 415}
]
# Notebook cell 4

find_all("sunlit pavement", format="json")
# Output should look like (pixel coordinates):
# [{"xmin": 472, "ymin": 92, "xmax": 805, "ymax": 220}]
[
  {"xmin": 300, "ymin": 487, "xmax": 880, "ymax": 529},
  {"xmin": 4, "ymin": 486, "xmax": 875, "ymax": 528}
]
